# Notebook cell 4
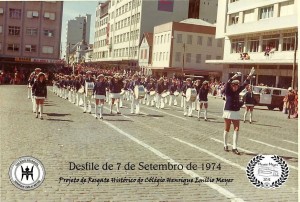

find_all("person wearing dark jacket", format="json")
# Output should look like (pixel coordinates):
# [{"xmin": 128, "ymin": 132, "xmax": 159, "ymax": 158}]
[
  {"xmin": 109, "ymin": 74, "xmax": 123, "ymax": 114},
  {"xmin": 93, "ymin": 74, "xmax": 107, "ymax": 119},
  {"xmin": 32, "ymin": 72, "xmax": 47, "ymax": 119},
  {"xmin": 129, "ymin": 74, "xmax": 141, "ymax": 114},
  {"xmin": 243, "ymin": 85, "xmax": 256, "ymax": 123},
  {"xmin": 198, "ymin": 81, "xmax": 210, "ymax": 121},
  {"xmin": 222, "ymin": 73, "xmax": 250, "ymax": 155},
  {"xmin": 155, "ymin": 77, "xmax": 165, "ymax": 109}
]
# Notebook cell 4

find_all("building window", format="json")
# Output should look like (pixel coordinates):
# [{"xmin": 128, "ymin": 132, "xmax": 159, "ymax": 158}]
[
  {"xmin": 27, "ymin": 11, "xmax": 39, "ymax": 18},
  {"xmin": 26, "ymin": 28, "xmax": 38, "ymax": 36},
  {"xmin": 231, "ymin": 38, "xmax": 244, "ymax": 53},
  {"xmin": 207, "ymin": 37, "xmax": 212, "ymax": 46},
  {"xmin": 160, "ymin": 35, "xmax": 163, "ymax": 44},
  {"xmin": 217, "ymin": 39, "xmax": 222, "ymax": 47},
  {"xmin": 25, "ymin": 45, "xmax": 37, "ymax": 52},
  {"xmin": 282, "ymin": 33, "xmax": 296, "ymax": 51},
  {"xmin": 216, "ymin": 56, "xmax": 222, "ymax": 60},
  {"xmin": 175, "ymin": 52, "xmax": 181, "ymax": 62},
  {"xmin": 196, "ymin": 54, "xmax": 201, "ymax": 63},
  {"xmin": 9, "ymin": 9, "xmax": 21, "ymax": 19},
  {"xmin": 42, "ymin": 46, "xmax": 54, "ymax": 54},
  {"xmin": 206, "ymin": 55, "xmax": 212, "ymax": 60},
  {"xmin": 186, "ymin": 53, "xmax": 191, "ymax": 63},
  {"xmin": 280, "ymin": 0, "xmax": 294, "ymax": 17},
  {"xmin": 0, "ymin": 25, "xmax": 3, "ymax": 34},
  {"xmin": 44, "ymin": 12, "xmax": 55, "ymax": 20},
  {"xmin": 177, "ymin": 34, "xmax": 182, "ymax": 43},
  {"xmin": 7, "ymin": 43, "xmax": 19, "ymax": 52},
  {"xmin": 140, "ymin": 49, "xmax": 143, "ymax": 59},
  {"xmin": 197, "ymin": 36, "xmax": 202, "ymax": 45},
  {"xmin": 187, "ymin": 35, "xmax": 192, "ymax": 44},
  {"xmin": 247, "ymin": 38, "xmax": 259, "ymax": 52},
  {"xmin": 159, "ymin": 52, "xmax": 162, "ymax": 61},
  {"xmin": 0, "ymin": 43, "xmax": 2, "ymax": 51},
  {"xmin": 260, "ymin": 6, "xmax": 274, "ymax": 19},
  {"xmin": 8, "ymin": 26, "xmax": 20, "ymax": 36},
  {"xmin": 144, "ymin": 49, "xmax": 147, "ymax": 59},
  {"xmin": 262, "ymin": 34, "xmax": 279, "ymax": 52},
  {"xmin": 229, "ymin": 13, "xmax": 239, "ymax": 25},
  {"xmin": 44, "ymin": 29, "xmax": 54, "ymax": 37}
]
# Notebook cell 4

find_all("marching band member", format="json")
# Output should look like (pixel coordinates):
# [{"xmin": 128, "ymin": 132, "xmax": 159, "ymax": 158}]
[
  {"xmin": 198, "ymin": 80, "xmax": 209, "ymax": 121},
  {"xmin": 27, "ymin": 73, "xmax": 35, "ymax": 99},
  {"xmin": 123, "ymin": 79, "xmax": 131, "ymax": 101},
  {"xmin": 129, "ymin": 74, "xmax": 141, "ymax": 114},
  {"xmin": 162, "ymin": 78, "xmax": 169, "ymax": 106},
  {"xmin": 32, "ymin": 72, "xmax": 47, "ymax": 119},
  {"xmin": 140, "ymin": 76, "xmax": 147, "ymax": 104},
  {"xmin": 155, "ymin": 78, "xmax": 164, "ymax": 109},
  {"xmin": 223, "ymin": 74, "xmax": 250, "ymax": 155},
  {"xmin": 182, "ymin": 78, "xmax": 193, "ymax": 117},
  {"xmin": 168, "ymin": 78, "xmax": 178, "ymax": 106},
  {"xmin": 83, "ymin": 71, "xmax": 95, "ymax": 113},
  {"xmin": 243, "ymin": 85, "xmax": 256, "ymax": 123},
  {"xmin": 180, "ymin": 80, "xmax": 186, "ymax": 108},
  {"xmin": 76, "ymin": 74, "xmax": 85, "ymax": 106},
  {"xmin": 109, "ymin": 74, "xmax": 123, "ymax": 114},
  {"xmin": 106, "ymin": 76, "xmax": 112, "ymax": 103},
  {"xmin": 146, "ymin": 78, "xmax": 156, "ymax": 106},
  {"xmin": 93, "ymin": 74, "xmax": 107, "ymax": 119}
]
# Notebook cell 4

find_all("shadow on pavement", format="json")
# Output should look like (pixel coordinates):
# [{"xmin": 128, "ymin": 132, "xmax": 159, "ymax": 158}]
[
  {"xmin": 146, "ymin": 114, "xmax": 164, "ymax": 118},
  {"xmin": 104, "ymin": 119, "xmax": 133, "ymax": 122},
  {"xmin": 45, "ymin": 113, "xmax": 71, "ymax": 117},
  {"xmin": 46, "ymin": 118, "xmax": 73, "ymax": 122}
]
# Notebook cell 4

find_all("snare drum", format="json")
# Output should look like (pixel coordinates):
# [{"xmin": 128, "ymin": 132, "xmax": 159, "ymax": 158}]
[
  {"xmin": 161, "ymin": 91, "xmax": 170, "ymax": 98},
  {"xmin": 78, "ymin": 86, "xmax": 84, "ymax": 94},
  {"xmin": 186, "ymin": 88, "xmax": 197, "ymax": 102},
  {"xmin": 134, "ymin": 85, "xmax": 145, "ymax": 99},
  {"xmin": 85, "ymin": 82, "xmax": 94, "ymax": 97},
  {"xmin": 174, "ymin": 91, "xmax": 179, "ymax": 96}
]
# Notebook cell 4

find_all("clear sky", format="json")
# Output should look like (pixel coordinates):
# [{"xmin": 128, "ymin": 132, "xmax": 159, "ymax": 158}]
[{"xmin": 61, "ymin": 1, "xmax": 99, "ymax": 58}]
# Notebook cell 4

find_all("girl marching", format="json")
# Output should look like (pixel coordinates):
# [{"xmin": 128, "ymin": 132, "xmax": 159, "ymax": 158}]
[
  {"xmin": 31, "ymin": 72, "xmax": 47, "ymax": 120},
  {"xmin": 93, "ymin": 74, "xmax": 107, "ymax": 119},
  {"xmin": 198, "ymin": 81, "xmax": 209, "ymax": 121}
]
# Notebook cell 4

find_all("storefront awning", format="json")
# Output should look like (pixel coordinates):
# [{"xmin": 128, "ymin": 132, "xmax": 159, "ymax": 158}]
[{"xmin": 206, "ymin": 59, "xmax": 298, "ymax": 65}]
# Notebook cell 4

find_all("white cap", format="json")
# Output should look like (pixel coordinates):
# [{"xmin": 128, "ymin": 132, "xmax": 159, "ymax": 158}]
[{"xmin": 288, "ymin": 87, "xmax": 292, "ymax": 91}]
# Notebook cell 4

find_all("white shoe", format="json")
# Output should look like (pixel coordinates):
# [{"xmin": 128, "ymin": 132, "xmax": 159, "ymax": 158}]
[{"xmin": 184, "ymin": 113, "xmax": 187, "ymax": 116}]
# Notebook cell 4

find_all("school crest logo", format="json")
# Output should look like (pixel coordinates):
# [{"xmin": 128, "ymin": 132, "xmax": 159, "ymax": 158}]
[
  {"xmin": 9, "ymin": 156, "xmax": 45, "ymax": 190},
  {"xmin": 246, "ymin": 155, "xmax": 289, "ymax": 189}
]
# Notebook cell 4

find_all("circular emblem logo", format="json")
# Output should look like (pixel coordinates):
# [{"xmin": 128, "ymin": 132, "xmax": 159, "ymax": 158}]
[
  {"xmin": 9, "ymin": 156, "xmax": 45, "ymax": 190},
  {"xmin": 246, "ymin": 155, "xmax": 289, "ymax": 189}
]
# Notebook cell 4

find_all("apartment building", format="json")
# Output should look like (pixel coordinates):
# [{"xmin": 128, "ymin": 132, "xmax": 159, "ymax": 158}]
[
  {"xmin": 149, "ymin": 19, "xmax": 223, "ymax": 78},
  {"xmin": 0, "ymin": 1, "xmax": 63, "ymax": 70},
  {"xmin": 93, "ymin": 0, "xmax": 189, "ymax": 68},
  {"xmin": 207, "ymin": 0, "xmax": 298, "ymax": 88}
]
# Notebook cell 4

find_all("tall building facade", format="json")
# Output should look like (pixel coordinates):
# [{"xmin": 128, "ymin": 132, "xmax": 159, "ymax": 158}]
[
  {"xmin": 66, "ymin": 14, "xmax": 91, "ymax": 56},
  {"xmin": 188, "ymin": 0, "xmax": 218, "ymax": 24},
  {"xmin": 0, "ymin": 1, "xmax": 63, "ymax": 69},
  {"xmin": 207, "ymin": 0, "xmax": 298, "ymax": 88},
  {"xmin": 93, "ymin": 0, "xmax": 189, "ymax": 68}
]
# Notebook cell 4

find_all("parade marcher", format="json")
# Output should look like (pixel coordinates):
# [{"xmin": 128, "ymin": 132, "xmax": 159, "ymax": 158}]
[
  {"xmin": 109, "ymin": 74, "xmax": 123, "ymax": 114},
  {"xmin": 93, "ymin": 74, "xmax": 107, "ymax": 119},
  {"xmin": 182, "ymin": 78, "xmax": 193, "ymax": 117},
  {"xmin": 198, "ymin": 80, "xmax": 209, "ymax": 121},
  {"xmin": 140, "ymin": 76, "xmax": 147, "ymax": 104},
  {"xmin": 146, "ymin": 78, "xmax": 156, "ymax": 106},
  {"xmin": 106, "ymin": 76, "xmax": 112, "ymax": 103},
  {"xmin": 129, "ymin": 74, "xmax": 141, "ymax": 114},
  {"xmin": 31, "ymin": 72, "xmax": 47, "ymax": 119},
  {"xmin": 29, "ymin": 68, "xmax": 41, "ymax": 113},
  {"xmin": 168, "ymin": 78, "xmax": 178, "ymax": 106},
  {"xmin": 222, "ymin": 73, "xmax": 251, "ymax": 155},
  {"xmin": 27, "ymin": 73, "xmax": 35, "ymax": 99},
  {"xmin": 83, "ymin": 71, "xmax": 95, "ymax": 113},
  {"xmin": 286, "ymin": 87, "xmax": 296, "ymax": 119},
  {"xmin": 123, "ymin": 79, "xmax": 131, "ymax": 101},
  {"xmin": 243, "ymin": 85, "xmax": 256, "ymax": 123},
  {"xmin": 155, "ymin": 77, "xmax": 165, "ymax": 109}
]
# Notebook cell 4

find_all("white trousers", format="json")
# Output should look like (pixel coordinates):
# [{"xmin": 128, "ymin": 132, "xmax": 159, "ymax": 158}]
[{"xmin": 183, "ymin": 98, "xmax": 193, "ymax": 116}]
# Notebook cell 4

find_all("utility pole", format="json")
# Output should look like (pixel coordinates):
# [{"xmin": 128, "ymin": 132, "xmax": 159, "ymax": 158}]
[
  {"xmin": 68, "ymin": 42, "xmax": 71, "ymax": 68},
  {"xmin": 292, "ymin": 32, "xmax": 298, "ymax": 89},
  {"xmin": 182, "ymin": 43, "xmax": 185, "ymax": 76}
]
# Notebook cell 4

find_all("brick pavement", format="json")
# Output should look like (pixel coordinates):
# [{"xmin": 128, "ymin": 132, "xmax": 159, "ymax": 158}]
[{"xmin": 0, "ymin": 85, "xmax": 298, "ymax": 201}]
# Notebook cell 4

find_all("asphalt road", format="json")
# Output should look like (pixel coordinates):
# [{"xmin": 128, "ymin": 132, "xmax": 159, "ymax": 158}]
[{"xmin": 0, "ymin": 85, "xmax": 298, "ymax": 201}]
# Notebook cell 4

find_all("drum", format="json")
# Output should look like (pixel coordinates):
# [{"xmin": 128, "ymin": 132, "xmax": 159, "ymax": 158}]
[
  {"xmin": 186, "ymin": 88, "xmax": 197, "ymax": 102},
  {"xmin": 161, "ymin": 91, "xmax": 170, "ymax": 98},
  {"xmin": 78, "ymin": 86, "xmax": 84, "ymax": 94},
  {"xmin": 85, "ymin": 82, "xmax": 94, "ymax": 97},
  {"xmin": 150, "ymin": 91, "xmax": 156, "ymax": 96},
  {"xmin": 134, "ymin": 85, "xmax": 145, "ymax": 99},
  {"xmin": 174, "ymin": 91, "xmax": 179, "ymax": 96}
]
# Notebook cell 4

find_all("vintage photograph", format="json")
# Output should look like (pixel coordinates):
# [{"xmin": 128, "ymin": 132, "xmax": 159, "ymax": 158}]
[{"xmin": 0, "ymin": 0, "xmax": 298, "ymax": 201}]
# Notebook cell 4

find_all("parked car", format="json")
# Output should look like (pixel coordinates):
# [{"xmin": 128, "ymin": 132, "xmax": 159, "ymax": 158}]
[{"xmin": 239, "ymin": 86, "xmax": 288, "ymax": 111}]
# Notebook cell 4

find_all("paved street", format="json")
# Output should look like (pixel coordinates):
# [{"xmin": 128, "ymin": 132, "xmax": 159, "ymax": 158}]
[{"xmin": 0, "ymin": 85, "xmax": 298, "ymax": 201}]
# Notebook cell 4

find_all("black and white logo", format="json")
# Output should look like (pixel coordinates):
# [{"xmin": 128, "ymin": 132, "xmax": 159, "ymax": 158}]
[
  {"xmin": 246, "ymin": 155, "xmax": 289, "ymax": 189},
  {"xmin": 9, "ymin": 156, "xmax": 45, "ymax": 190}
]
